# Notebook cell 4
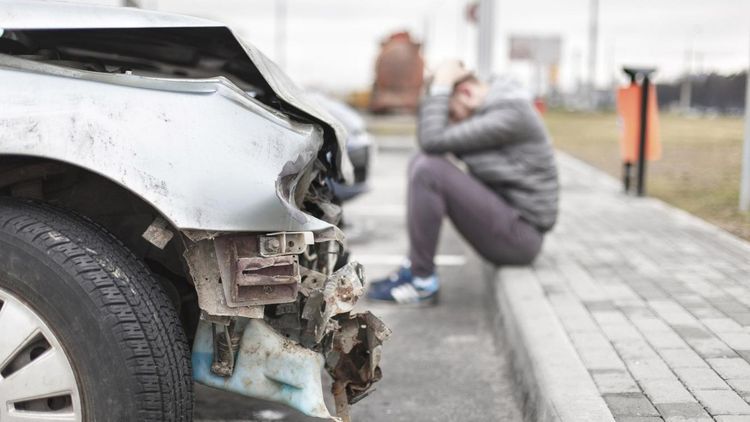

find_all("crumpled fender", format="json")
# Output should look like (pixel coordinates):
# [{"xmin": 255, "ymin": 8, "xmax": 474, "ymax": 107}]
[{"xmin": 0, "ymin": 57, "xmax": 332, "ymax": 233}]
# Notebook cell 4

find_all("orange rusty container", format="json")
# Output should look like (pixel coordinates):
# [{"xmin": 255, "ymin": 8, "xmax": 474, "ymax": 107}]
[{"xmin": 369, "ymin": 31, "xmax": 424, "ymax": 114}]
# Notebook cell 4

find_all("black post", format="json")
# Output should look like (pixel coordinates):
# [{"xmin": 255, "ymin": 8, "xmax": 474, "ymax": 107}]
[
  {"xmin": 622, "ymin": 67, "xmax": 656, "ymax": 196},
  {"xmin": 622, "ymin": 71, "xmax": 638, "ymax": 194},
  {"xmin": 623, "ymin": 162, "xmax": 632, "ymax": 193},
  {"xmin": 636, "ymin": 75, "xmax": 650, "ymax": 196}
]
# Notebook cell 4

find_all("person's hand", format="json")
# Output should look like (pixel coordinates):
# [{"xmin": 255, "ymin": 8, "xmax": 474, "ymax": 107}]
[{"xmin": 432, "ymin": 60, "xmax": 470, "ymax": 87}]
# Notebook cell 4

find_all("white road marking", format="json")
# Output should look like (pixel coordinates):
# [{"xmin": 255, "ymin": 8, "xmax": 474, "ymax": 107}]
[
  {"xmin": 253, "ymin": 410, "xmax": 286, "ymax": 420},
  {"xmin": 351, "ymin": 254, "xmax": 467, "ymax": 266},
  {"xmin": 441, "ymin": 334, "xmax": 480, "ymax": 345},
  {"xmin": 344, "ymin": 204, "xmax": 405, "ymax": 217}
]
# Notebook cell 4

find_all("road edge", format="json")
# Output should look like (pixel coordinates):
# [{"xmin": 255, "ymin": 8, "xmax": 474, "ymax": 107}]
[{"xmin": 484, "ymin": 263, "xmax": 615, "ymax": 422}]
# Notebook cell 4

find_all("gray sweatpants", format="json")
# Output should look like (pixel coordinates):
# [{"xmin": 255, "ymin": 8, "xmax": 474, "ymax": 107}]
[{"xmin": 408, "ymin": 153, "xmax": 544, "ymax": 277}]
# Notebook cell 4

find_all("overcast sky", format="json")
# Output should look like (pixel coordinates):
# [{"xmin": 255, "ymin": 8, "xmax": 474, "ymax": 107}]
[{"xmin": 87, "ymin": 0, "xmax": 750, "ymax": 94}]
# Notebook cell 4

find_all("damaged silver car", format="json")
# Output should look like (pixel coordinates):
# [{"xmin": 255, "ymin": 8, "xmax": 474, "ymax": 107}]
[{"xmin": 0, "ymin": 1, "xmax": 389, "ymax": 421}]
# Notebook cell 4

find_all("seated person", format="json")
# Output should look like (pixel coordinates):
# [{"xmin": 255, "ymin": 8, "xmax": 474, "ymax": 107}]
[{"xmin": 367, "ymin": 60, "xmax": 559, "ymax": 305}]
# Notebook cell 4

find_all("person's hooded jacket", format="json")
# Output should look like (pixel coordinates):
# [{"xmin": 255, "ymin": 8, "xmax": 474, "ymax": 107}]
[{"xmin": 417, "ymin": 76, "xmax": 559, "ymax": 231}]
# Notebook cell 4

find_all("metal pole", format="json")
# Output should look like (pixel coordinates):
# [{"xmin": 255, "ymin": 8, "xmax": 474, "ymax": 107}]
[
  {"xmin": 588, "ymin": 0, "xmax": 599, "ymax": 109},
  {"xmin": 456, "ymin": 1, "xmax": 467, "ymax": 59},
  {"xmin": 623, "ymin": 71, "xmax": 637, "ymax": 193},
  {"xmin": 275, "ymin": 0, "xmax": 287, "ymax": 71},
  {"xmin": 740, "ymin": 32, "xmax": 750, "ymax": 211},
  {"xmin": 680, "ymin": 47, "xmax": 693, "ymax": 111},
  {"xmin": 636, "ymin": 75, "xmax": 650, "ymax": 196},
  {"xmin": 477, "ymin": 0, "xmax": 495, "ymax": 80}
]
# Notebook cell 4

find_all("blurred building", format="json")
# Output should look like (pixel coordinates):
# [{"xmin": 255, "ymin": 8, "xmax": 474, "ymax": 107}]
[
  {"xmin": 508, "ymin": 34, "xmax": 562, "ymax": 97},
  {"xmin": 369, "ymin": 31, "xmax": 424, "ymax": 114}
]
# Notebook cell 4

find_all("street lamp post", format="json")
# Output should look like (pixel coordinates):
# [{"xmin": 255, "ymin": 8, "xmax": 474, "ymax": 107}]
[
  {"xmin": 275, "ymin": 0, "xmax": 287, "ymax": 71},
  {"xmin": 477, "ymin": 0, "xmax": 495, "ymax": 80},
  {"xmin": 740, "ymin": 33, "xmax": 750, "ymax": 211},
  {"xmin": 588, "ymin": 0, "xmax": 599, "ymax": 109}
]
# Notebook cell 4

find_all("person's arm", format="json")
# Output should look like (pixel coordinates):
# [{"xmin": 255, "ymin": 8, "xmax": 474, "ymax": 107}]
[{"xmin": 417, "ymin": 93, "xmax": 522, "ymax": 154}]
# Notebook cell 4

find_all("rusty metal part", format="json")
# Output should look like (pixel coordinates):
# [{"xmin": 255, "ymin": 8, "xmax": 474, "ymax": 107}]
[
  {"xmin": 181, "ymin": 229, "xmax": 222, "ymax": 242},
  {"xmin": 182, "ymin": 238, "xmax": 264, "ymax": 319},
  {"xmin": 299, "ymin": 266, "xmax": 327, "ymax": 295},
  {"xmin": 259, "ymin": 231, "xmax": 314, "ymax": 257},
  {"xmin": 324, "ymin": 262, "xmax": 365, "ymax": 314},
  {"xmin": 142, "ymin": 216, "xmax": 174, "ymax": 249},
  {"xmin": 214, "ymin": 234, "xmax": 301, "ymax": 306},
  {"xmin": 313, "ymin": 226, "xmax": 346, "ymax": 244},
  {"xmin": 300, "ymin": 262, "xmax": 365, "ymax": 347},
  {"xmin": 332, "ymin": 381, "xmax": 351, "ymax": 422},
  {"xmin": 326, "ymin": 311, "xmax": 391, "ymax": 405},
  {"xmin": 210, "ymin": 320, "xmax": 243, "ymax": 377},
  {"xmin": 233, "ymin": 255, "xmax": 298, "ymax": 302}
]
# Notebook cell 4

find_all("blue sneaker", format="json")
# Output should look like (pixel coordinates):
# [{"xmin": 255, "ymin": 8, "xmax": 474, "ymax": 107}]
[{"xmin": 366, "ymin": 265, "xmax": 439, "ymax": 306}]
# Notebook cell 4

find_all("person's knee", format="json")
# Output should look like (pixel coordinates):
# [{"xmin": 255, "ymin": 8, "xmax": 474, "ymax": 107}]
[
  {"xmin": 409, "ymin": 153, "xmax": 449, "ymax": 184},
  {"xmin": 515, "ymin": 245, "xmax": 542, "ymax": 265},
  {"xmin": 486, "ymin": 249, "xmax": 537, "ymax": 267},
  {"xmin": 485, "ymin": 235, "xmax": 543, "ymax": 266}
]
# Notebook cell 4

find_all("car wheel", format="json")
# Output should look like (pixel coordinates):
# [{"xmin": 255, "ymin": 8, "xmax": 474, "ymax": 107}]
[{"xmin": 0, "ymin": 199, "xmax": 192, "ymax": 421}]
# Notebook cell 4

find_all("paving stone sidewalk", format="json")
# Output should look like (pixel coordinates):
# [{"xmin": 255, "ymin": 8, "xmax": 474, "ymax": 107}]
[{"xmin": 513, "ymin": 152, "xmax": 750, "ymax": 422}]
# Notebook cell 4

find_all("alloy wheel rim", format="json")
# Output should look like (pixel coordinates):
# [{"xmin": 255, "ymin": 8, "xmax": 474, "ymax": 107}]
[{"xmin": 0, "ymin": 286, "xmax": 83, "ymax": 421}]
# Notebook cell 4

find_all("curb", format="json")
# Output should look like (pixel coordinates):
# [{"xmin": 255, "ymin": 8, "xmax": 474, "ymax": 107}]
[{"xmin": 485, "ymin": 263, "xmax": 614, "ymax": 422}]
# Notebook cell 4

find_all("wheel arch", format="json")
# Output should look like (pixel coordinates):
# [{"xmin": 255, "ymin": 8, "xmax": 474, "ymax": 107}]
[{"xmin": 0, "ymin": 154, "xmax": 193, "ymax": 307}]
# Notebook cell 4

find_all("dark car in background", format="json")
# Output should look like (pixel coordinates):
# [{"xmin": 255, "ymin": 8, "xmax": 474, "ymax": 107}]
[{"xmin": 309, "ymin": 92, "xmax": 375, "ymax": 202}]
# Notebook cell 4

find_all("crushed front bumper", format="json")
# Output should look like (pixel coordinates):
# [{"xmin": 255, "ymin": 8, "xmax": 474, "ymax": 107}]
[{"xmin": 184, "ymin": 231, "xmax": 390, "ymax": 421}]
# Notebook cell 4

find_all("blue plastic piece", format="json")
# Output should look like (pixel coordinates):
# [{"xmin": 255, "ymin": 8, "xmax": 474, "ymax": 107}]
[{"xmin": 192, "ymin": 319, "xmax": 333, "ymax": 419}]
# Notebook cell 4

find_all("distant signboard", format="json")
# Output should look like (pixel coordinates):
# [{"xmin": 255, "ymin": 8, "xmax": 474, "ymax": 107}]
[{"xmin": 509, "ymin": 36, "xmax": 561, "ymax": 65}]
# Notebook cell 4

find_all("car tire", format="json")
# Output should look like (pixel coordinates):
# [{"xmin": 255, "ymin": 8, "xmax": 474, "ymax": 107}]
[{"xmin": 0, "ymin": 198, "xmax": 192, "ymax": 421}]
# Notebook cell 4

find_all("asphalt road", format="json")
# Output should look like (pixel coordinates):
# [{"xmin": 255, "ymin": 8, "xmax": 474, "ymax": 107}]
[{"xmin": 194, "ymin": 138, "xmax": 522, "ymax": 422}]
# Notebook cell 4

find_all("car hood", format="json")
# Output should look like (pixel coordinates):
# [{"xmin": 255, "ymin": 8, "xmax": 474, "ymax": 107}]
[{"xmin": 0, "ymin": 0, "xmax": 353, "ymax": 182}]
